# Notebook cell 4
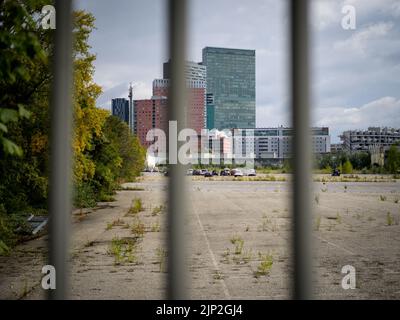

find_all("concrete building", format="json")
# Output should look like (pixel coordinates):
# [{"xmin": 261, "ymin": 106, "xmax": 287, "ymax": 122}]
[
  {"xmin": 330, "ymin": 143, "xmax": 344, "ymax": 154},
  {"xmin": 202, "ymin": 47, "xmax": 255, "ymax": 129},
  {"xmin": 232, "ymin": 127, "xmax": 331, "ymax": 163},
  {"xmin": 163, "ymin": 60, "xmax": 207, "ymax": 82},
  {"xmin": 340, "ymin": 127, "xmax": 400, "ymax": 153},
  {"xmin": 111, "ymin": 98, "xmax": 129, "ymax": 124}
]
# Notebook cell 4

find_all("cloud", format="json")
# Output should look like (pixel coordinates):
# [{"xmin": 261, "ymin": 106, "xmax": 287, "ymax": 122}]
[
  {"xmin": 333, "ymin": 21, "xmax": 394, "ymax": 55},
  {"xmin": 314, "ymin": 96, "xmax": 400, "ymax": 141},
  {"xmin": 76, "ymin": 0, "xmax": 400, "ymax": 141}
]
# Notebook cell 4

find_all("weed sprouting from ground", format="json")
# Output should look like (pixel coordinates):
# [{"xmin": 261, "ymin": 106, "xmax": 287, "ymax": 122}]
[
  {"xmin": 254, "ymin": 253, "xmax": 273, "ymax": 278},
  {"xmin": 380, "ymin": 195, "xmax": 387, "ymax": 201},
  {"xmin": 230, "ymin": 235, "xmax": 244, "ymax": 255},
  {"xmin": 131, "ymin": 219, "xmax": 145, "ymax": 237},
  {"xmin": 108, "ymin": 237, "xmax": 138, "ymax": 265},
  {"xmin": 128, "ymin": 198, "xmax": 143, "ymax": 215},
  {"xmin": 105, "ymin": 218, "xmax": 126, "ymax": 230},
  {"xmin": 152, "ymin": 204, "xmax": 165, "ymax": 216}
]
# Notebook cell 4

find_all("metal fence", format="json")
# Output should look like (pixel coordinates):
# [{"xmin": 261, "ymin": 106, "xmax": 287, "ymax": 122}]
[{"xmin": 48, "ymin": 0, "xmax": 312, "ymax": 300}]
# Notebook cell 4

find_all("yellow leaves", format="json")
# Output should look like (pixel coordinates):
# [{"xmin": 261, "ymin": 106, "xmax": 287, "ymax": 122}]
[
  {"xmin": 74, "ymin": 153, "xmax": 96, "ymax": 184},
  {"xmin": 30, "ymin": 133, "xmax": 48, "ymax": 154}
]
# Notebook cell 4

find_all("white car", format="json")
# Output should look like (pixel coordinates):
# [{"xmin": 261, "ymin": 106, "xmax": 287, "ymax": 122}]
[
  {"xmin": 234, "ymin": 169, "xmax": 244, "ymax": 177},
  {"xmin": 247, "ymin": 169, "xmax": 256, "ymax": 176}
]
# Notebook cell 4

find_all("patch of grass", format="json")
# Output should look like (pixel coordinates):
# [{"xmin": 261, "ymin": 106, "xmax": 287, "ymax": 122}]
[
  {"xmin": 155, "ymin": 247, "xmax": 167, "ymax": 273},
  {"xmin": 108, "ymin": 237, "xmax": 138, "ymax": 265},
  {"xmin": 230, "ymin": 235, "xmax": 244, "ymax": 255},
  {"xmin": 380, "ymin": 195, "xmax": 387, "ymax": 201},
  {"xmin": 131, "ymin": 219, "xmax": 145, "ymax": 237},
  {"xmin": 314, "ymin": 194, "xmax": 320, "ymax": 205},
  {"xmin": 245, "ymin": 225, "xmax": 250, "ymax": 232},
  {"xmin": 105, "ymin": 218, "xmax": 126, "ymax": 230},
  {"xmin": 394, "ymin": 198, "xmax": 399, "ymax": 204},
  {"xmin": 344, "ymin": 185, "xmax": 348, "ymax": 192},
  {"xmin": 128, "ymin": 198, "xmax": 143, "ymax": 215},
  {"xmin": 254, "ymin": 253, "xmax": 273, "ymax": 278},
  {"xmin": 152, "ymin": 204, "xmax": 165, "ymax": 216},
  {"xmin": 106, "ymin": 222, "xmax": 113, "ymax": 231}
]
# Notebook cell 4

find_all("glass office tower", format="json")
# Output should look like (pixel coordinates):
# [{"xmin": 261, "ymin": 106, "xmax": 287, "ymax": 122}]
[{"xmin": 202, "ymin": 47, "xmax": 255, "ymax": 130}]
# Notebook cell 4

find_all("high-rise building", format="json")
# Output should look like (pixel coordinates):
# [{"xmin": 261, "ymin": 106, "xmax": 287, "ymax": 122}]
[
  {"xmin": 206, "ymin": 93, "xmax": 215, "ymax": 130},
  {"xmin": 133, "ymin": 96, "xmax": 168, "ymax": 149},
  {"xmin": 152, "ymin": 78, "xmax": 206, "ymax": 135},
  {"xmin": 162, "ymin": 60, "xmax": 207, "ymax": 129},
  {"xmin": 111, "ymin": 98, "xmax": 129, "ymax": 124},
  {"xmin": 202, "ymin": 47, "xmax": 255, "ymax": 129},
  {"xmin": 163, "ymin": 60, "xmax": 206, "ymax": 82},
  {"xmin": 133, "ymin": 79, "xmax": 205, "ymax": 148}
]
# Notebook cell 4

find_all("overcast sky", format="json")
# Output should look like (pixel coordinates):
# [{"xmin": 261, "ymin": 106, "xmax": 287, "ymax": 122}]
[{"xmin": 76, "ymin": 0, "xmax": 400, "ymax": 143}]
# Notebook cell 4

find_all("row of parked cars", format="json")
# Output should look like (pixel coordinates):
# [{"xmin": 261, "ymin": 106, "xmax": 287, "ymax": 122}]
[{"xmin": 187, "ymin": 168, "xmax": 256, "ymax": 177}]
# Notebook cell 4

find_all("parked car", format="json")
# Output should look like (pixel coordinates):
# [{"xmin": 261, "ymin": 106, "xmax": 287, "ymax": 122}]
[
  {"xmin": 234, "ymin": 169, "xmax": 244, "ymax": 177},
  {"xmin": 332, "ymin": 168, "xmax": 341, "ymax": 176},
  {"xmin": 204, "ymin": 171, "xmax": 213, "ymax": 177},
  {"xmin": 212, "ymin": 170, "xmax": 219, "ymax": 176},
  {"xmin": 220, "ymin": 168, "xmax": 230, "ymax": 176},
  {"xmin": 187, "ymin": 169, "xmax": 193, "ymax": 176},
  {"xmin": 193, "ymin": 169, "xmax": 202, "ymax": 176},
  {"xmin": 200, "ymin": 169, "xmax": 208, "ymax": 176},
  {"xmin": 247, "ymin": 169, "xmax": 256, "ymax": 176}
]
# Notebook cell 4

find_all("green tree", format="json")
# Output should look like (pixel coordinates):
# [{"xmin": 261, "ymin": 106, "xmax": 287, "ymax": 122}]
[
  {"xmin": 386, "ymin": 145, "xmax": 400, "ymax": 174},
  {"xmin": 342, "ymin": 160, "xmax": 353, "ymax": 174}
]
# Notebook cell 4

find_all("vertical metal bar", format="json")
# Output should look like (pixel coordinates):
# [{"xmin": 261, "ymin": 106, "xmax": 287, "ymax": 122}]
[
  {"xmin": 290, "ymin": 0, "xmax": 313, "ymax": 299},
  {"xmin": 167, "ymin": 0, "xmax": 188, "ymax": 299},
  {"xmin": 48, "ymin": 0, "xmax": 74, "ymax": 300}
]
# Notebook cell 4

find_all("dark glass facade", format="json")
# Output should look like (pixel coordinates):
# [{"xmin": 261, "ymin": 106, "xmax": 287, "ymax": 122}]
[
  {"xmin": 202, "ymin": 47, "xmax": 255, "ymax": 130},
  {"xmin": 111, "ymin": 98, "xmax": 129, "ymax": 124}
]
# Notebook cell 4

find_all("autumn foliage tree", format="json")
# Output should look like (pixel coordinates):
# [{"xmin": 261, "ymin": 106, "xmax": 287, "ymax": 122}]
[{"xmin": 0, "ymin": 2, "xmax": 145, "ymax": 253}]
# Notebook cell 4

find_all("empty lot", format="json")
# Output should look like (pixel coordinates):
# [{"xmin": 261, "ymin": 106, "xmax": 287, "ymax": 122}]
[{"xmin": 0, "ymin": 174, "xmax": 399, "ymax": 299}]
